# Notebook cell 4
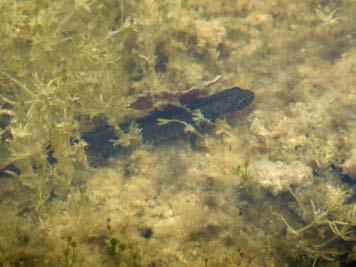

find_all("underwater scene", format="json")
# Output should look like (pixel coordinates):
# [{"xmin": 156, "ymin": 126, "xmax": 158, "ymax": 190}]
[{"xmin": 0, "ymin": 0, "xmax": 355, "ymax": 266}]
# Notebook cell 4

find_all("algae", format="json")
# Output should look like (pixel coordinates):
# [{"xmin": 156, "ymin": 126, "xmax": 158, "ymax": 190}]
[{"xmin": 0, "ymin": 0, "xmax": 355, "ymax": 266}]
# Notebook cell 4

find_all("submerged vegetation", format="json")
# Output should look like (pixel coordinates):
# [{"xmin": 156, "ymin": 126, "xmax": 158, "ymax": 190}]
[{"xmin": 1, "ymin": 0, "xmax": 355, "ymax": 266}]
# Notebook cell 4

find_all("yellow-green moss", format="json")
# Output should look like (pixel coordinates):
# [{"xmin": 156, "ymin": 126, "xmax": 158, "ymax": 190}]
[{"xmin": 1, "ymin": 0, "xmax": 355, "ymax": 266}]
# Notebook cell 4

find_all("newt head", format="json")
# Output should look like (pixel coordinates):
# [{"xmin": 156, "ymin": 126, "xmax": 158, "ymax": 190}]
[
  {"xmin": 220, "ymin": 87, "xmax": 255, "ymax": 112},
  {"xmin": 187, "ymin": 87, "xmax": 255, "ymax": 121}
]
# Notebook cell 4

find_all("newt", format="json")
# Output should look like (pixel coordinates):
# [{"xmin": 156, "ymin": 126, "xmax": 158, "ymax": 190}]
[{"xmin": 82, "ymin": 86, "xmax": 255, "ymax": 161}]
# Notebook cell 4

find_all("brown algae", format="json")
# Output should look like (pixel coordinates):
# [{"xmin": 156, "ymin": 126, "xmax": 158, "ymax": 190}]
[{"xmin": 0, "ymin": 0, "xmax": 355, "ymax": 266}]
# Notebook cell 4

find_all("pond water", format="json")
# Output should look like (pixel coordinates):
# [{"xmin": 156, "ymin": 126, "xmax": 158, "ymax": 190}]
[{"xmin": 0, "ymin": 1, "xmax": 355, "ymax": 266}]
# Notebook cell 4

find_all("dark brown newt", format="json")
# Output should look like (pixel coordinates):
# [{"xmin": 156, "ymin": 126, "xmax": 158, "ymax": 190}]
[{"xmin": 82, "ymin": 87, "xmax": 254, "ymax": 160}]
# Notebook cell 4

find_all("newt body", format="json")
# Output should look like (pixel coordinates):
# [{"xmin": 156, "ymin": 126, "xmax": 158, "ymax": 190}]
[{"xmin": 82, "ymin": 87, "xmax": 254, "ymax": 161}]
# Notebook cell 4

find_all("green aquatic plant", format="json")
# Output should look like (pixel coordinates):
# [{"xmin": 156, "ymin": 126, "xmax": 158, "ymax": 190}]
[
  {"xmin": 108, "ymin": 237, "xmax": 127, "ymax": 257},
  {"xmin": 63, "ymin": 236, "xmax": 77, "ymax": 267},
  {"xmin": 105, "ymin": 218, "xmax": 141, "ymax": 265},
  {"xmin": 232, "ymin": 162, "xmax": 251, "ymax": 181},
  {"xmin": 276, "ymin": 199, "xmax": 355, "ymax": 265},
  {"xmin": 108, "ymin": 238, "xmax": 119, "ymax": 256},
  {"xmin": 106, "ymin": 219, "xmax": 126, "ymax": 257}
]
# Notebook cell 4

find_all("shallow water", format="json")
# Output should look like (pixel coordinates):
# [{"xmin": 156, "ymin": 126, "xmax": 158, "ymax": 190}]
[{"xmin": 0, "ymin": 1, "xmax": 355, "ymax": 266}]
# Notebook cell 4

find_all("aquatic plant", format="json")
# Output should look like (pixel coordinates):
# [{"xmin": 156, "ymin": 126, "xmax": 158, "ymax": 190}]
[
  {"xmin": 63, "ymin": 236, "xmax": 77, "ymax": 267},
  {"xmin": 315, "ymin": 5, "xmax": 340, "ymax": 26},
  {"xmin": 232, "ymin": 162, "xmax": 251, "ymax": 181},
  {"xmin": 1, "ymin": 0, "xmax": 355, "ymax": 266},
  {"xmin": 276, "ymin": 198, "xmax": 355, "ymax": 265}
]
